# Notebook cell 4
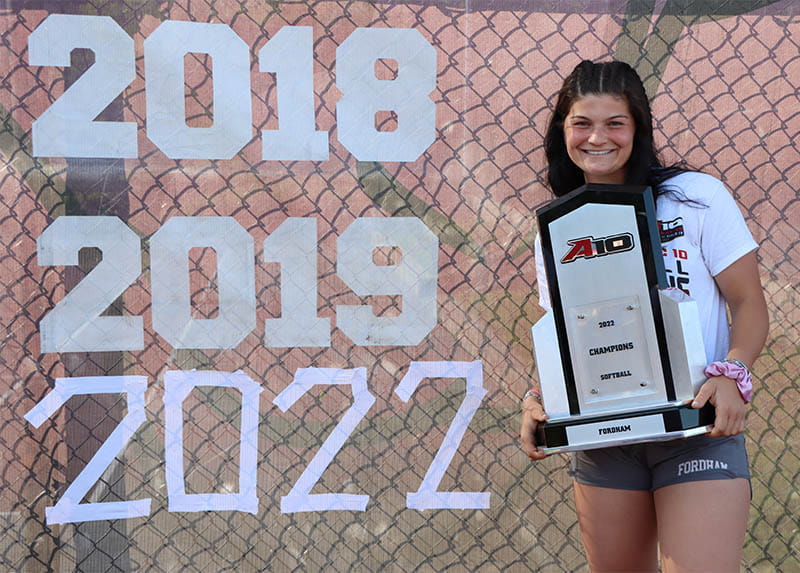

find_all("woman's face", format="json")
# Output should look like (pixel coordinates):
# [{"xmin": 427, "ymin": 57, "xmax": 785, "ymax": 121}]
[{"xmin": 563, "ymin": 94, "xmax": 635, "ymax": 185}]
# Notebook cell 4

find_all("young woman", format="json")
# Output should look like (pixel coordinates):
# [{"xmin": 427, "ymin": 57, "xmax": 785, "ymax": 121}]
[{"xmin": 520, "ymin": 60, "xmax": 769, "ymax": 572}]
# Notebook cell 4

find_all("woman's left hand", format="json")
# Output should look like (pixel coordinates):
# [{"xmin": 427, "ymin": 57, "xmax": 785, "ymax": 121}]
[{"xmin": 692, "ymin": 376, "xmax": 747, "ymax": 437}]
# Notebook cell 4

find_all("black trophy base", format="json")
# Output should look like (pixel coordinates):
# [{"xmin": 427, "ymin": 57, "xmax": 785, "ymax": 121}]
[{"xmin": 536, "ymin": 402, "xmax": 715, "ymax": 455}]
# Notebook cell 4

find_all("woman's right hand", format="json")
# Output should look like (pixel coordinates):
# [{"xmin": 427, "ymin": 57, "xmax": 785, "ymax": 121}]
[{"xmin": 520, "ymin": 396, "xmax": 548, "ymax": 461}]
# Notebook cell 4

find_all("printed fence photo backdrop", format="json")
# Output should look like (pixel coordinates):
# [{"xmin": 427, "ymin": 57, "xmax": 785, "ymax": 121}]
[{"xmin": 0, "ymin": 0, "xmax": 798, "ymax": 571}]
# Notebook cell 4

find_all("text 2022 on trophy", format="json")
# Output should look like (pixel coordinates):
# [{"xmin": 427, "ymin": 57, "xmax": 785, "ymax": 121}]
[{"xmin": 532, "ymin": 184, "xmax": 713, "ymax": 454}]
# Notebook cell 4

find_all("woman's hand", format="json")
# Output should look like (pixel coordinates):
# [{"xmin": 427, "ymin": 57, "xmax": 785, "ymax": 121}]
[
  {"xmin": 520, "ymin": 396, "xmax": 549, "ymax": 460},
  {"xmin": 692, "ymin": 376, "xmax": 747, "ymax": 437}
]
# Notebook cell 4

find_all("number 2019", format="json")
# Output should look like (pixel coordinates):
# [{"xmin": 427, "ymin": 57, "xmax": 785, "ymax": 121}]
[
  {"xmin": 28, "ymin": 15, "xmax": 436, "ymax": 161},
  {"xmin": 37, "ymin": 216, "xmax": 438, "ymax": 352}
]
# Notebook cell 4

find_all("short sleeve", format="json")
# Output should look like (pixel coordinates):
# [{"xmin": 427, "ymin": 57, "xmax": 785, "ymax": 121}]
[{"xmin": 700, "ymin": 182, "xmax": 758, "ymax": 276}]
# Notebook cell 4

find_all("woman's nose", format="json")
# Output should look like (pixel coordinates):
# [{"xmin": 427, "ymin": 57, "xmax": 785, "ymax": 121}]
[{"xmin": 587, "ymin": 127, "xmax": 606, "ymax": 144}]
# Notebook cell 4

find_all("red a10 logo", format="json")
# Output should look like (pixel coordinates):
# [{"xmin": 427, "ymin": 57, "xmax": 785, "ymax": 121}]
[{"xmin": 560, "ymin": 233, "xmax": 635, "ymax": 264}]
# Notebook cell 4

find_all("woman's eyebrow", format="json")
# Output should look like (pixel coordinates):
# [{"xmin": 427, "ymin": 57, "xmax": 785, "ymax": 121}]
[{"xmin": 568, "ymin": 114, "xmax": 630, "ymax": 121}]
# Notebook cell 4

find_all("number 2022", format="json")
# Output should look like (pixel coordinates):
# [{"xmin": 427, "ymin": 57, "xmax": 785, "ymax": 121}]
[
  {"xmin": 28, "ymin": 15, "xmax": 436, "ymax": 162},
  {"xmin": 26, "ymin": 363, "xmax": 490, "ymax": 524},
  {"xmin": 38, "ymin": 216, "xmax": 438, "ymax": 352}
]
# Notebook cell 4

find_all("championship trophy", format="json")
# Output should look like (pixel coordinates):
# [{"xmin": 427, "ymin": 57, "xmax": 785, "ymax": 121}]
[{"xmin": 531, "ymin": 184, "xmax": 714, "ymax": 454}]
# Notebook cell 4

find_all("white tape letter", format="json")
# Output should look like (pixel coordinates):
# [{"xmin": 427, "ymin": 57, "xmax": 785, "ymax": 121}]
[
  {"xmin": 263, "ymin": 217, "xmax": 330, "ymax": 347},
  {"xmin": 273, "ymin": 368, "xmax": 374, "ymax": 512},
  {"xmin": 24, "ymin": 376, "xmax": 150, "ymax": 523},
  {"xmin": 259, "ymin": 27, "xmax": 328, "ymax": 160},
  {"xmin": 145, "ymin": 21, "xmax": 251, "ymax": 159},
  {"xmin": 29, "ymin": 14, "xmax": 136, "ymax": 158},
  {"xmin": 151, "ymin": 217, "xmax": 256, "ymax": 349},
  {"xmin": 337, "ymin": 218, "xmax": 438, "ymax": 346},
  {"xmin": 164, "ymin": 370, "xmax": 261, "ymax": 514},
  {"xmin": 395, "ymin": 361, "xmax": 490, "ymax": 510},
  {"xmin": 337, "ymin": 28, "xmax": 436, "ymax": 161},
  {"xmin": 38, "ymin": 216, "xmax": 143, "ymax": 353}
]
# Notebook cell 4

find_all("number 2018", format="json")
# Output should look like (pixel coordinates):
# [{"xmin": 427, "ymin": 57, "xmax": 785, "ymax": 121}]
[{"xmin": 28, "ymin": 15, "xmax": 436, "ymax": 161}]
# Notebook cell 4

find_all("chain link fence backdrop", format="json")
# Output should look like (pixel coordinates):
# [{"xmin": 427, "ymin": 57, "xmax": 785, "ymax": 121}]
[{"xmin": 0, "ymin": 0, "xmax": 798, "ymax": 571}]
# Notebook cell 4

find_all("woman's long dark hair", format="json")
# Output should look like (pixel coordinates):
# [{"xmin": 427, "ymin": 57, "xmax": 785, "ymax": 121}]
[{"xmin": 544, "ymin": 60, "xmax": 685, "ymax": 197}]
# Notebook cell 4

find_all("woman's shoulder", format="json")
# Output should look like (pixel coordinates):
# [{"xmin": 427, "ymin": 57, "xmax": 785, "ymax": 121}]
[{"xmin": 657, "ymin": 170, "xmax": 727, "ymax": 204}]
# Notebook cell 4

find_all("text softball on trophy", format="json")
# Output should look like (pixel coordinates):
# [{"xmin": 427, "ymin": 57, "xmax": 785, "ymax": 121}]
[{"xmin": 532, "ymin": 183, "xmax": 714, "ymax": 454}]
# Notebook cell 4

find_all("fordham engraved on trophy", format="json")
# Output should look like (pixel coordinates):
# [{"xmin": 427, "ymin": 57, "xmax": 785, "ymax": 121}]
[{"xmin": 531, "ymin": 184, "xmax": 712, "ymax": 454}]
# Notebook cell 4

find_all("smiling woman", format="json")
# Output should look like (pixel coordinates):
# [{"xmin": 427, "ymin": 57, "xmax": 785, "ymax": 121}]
[{"xmin": 521, "ymin": 60, "xmax": 770, "ymax": 572}]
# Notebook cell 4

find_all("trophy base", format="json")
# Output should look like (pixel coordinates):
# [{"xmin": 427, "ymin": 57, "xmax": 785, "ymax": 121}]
[{"xmin": 536, "ymin": 402, "xmax": 714, "ymax": 455}]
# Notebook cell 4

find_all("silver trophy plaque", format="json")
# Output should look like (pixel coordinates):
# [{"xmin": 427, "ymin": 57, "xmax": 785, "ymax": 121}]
[{"xmin": 532, "ymin": 184, "xmax": 713, "ymax": 454}]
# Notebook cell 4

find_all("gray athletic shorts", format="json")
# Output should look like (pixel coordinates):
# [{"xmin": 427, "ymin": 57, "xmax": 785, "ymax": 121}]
[{"xmin": 569, "ymin": 433, "xmax": 750, "ymax": 492}]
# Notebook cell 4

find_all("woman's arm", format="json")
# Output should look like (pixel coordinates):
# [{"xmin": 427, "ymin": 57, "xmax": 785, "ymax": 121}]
[{"xmin": 692, "ymin": 251, "xmax": 769, "ymax": 437}]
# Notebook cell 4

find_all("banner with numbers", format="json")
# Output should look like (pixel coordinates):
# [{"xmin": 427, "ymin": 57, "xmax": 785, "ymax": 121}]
[{"xmin": 1, "ymin": 1, "xmax": 798, "ymax": 571}]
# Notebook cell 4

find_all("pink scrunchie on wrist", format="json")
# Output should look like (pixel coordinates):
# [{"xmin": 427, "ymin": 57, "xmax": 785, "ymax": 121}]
[{"xmin": 704, "ymin": 360, "xmax": 753, "ymax": 403}]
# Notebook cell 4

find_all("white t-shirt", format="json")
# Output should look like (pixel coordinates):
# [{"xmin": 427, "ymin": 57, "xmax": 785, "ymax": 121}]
[{"xmin": 535, "ymin": 171, "xmax": 757, "ymax": 363}]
